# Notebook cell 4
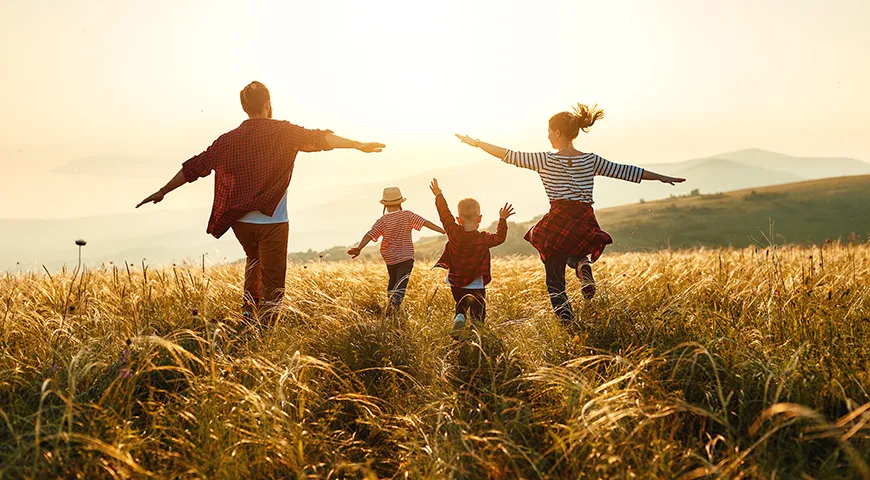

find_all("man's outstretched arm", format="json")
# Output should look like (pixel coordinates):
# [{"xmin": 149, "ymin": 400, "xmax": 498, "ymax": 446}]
[
  {"xmin": 136, "ymin": 169, "xmax": 186, "ymax": 208},
  {"xmin": 137, "ymin": 137, "xmax": 220, "ymax": 208},
  {"xmin": 324, "ymin": 132, "xmax": 385, "ymax": 152}
]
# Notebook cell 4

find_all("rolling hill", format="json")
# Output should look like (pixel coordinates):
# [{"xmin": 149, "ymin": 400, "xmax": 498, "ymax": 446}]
[{"xmin": 311, "ymin": 175, "xmax": 870, "ymax": 263}]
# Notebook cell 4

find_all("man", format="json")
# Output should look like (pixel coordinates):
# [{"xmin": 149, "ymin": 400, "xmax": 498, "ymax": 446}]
[{"xmin": 137, "ymin": 81, "xmax": 384, "ymax": 321}]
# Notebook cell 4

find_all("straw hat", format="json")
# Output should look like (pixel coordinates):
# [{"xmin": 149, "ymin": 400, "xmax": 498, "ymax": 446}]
[{"xmin": 379, "ymin": 186, "xmax": 406, "ymax": 206}]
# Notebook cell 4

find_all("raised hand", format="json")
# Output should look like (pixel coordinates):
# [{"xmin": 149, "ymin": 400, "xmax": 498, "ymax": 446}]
[
  {"xmin": 454, "ymin": 134, "xmax": 480, "ymax": 147},
  {"xmin": 136, "ymin": 190, "xmax": 165, "ymax": 208},
  {"xmin": 499, "ymin": 203, "xmax": 515, "ymax": 220},
  {"xmin": 356, "ymin": 142, "xmax": 386, "ymax": 153},
  {"xmin": 347, "ymin": 247, "xmax": 361, "ymax": 259},
  {"xmin": 429, "ymin": 178, "xmax": 442, "ymax": 196}
]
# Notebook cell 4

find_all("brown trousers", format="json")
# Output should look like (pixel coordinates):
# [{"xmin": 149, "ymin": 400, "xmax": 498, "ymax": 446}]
[{"xmin": 232, "ymin": 222, "xmax": 289, "ymax": 311}]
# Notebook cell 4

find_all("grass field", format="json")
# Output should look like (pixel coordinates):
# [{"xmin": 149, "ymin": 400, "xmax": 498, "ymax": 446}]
[{"xmin": 1, "ymin": 244, "xmax": 869, "ymax": 478}]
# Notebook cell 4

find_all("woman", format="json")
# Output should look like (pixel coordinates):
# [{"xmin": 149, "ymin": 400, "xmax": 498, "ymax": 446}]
[{"xmin": 455, "ymin": 103, "xmax": 685, "ymax": 322}]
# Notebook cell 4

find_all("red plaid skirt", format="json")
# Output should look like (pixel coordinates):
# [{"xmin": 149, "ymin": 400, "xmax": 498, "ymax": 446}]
[{"xmin": 524, "ymin": 200, "xmax": 612, "ymax": 262}]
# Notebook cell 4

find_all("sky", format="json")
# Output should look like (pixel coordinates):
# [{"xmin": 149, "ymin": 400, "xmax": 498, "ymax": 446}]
[{"xmin": 1, "ymin": 0, "xmax": 869, "ymax": 219}]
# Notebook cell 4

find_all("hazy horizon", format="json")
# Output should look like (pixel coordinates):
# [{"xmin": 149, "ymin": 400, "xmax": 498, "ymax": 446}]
[{"xmin": 2, "ymin": 0, "xmax": 870, "ymax": 222}]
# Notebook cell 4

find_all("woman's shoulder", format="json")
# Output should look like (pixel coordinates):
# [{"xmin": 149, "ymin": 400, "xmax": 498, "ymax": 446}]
[{"xmin": 550, "ymin": 150, "xmax": 595, "ymax": 158}]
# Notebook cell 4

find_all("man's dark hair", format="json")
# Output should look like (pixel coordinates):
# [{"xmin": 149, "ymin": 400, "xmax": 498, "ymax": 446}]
[{"xmin": 240, "ymin": 81, "xmax": 271, "ymax": 116}]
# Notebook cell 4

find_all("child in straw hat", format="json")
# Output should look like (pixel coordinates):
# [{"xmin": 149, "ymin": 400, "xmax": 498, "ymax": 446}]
[{"xmin": 348, "ymin": 186, "xmax": 445, "ymax": 316}]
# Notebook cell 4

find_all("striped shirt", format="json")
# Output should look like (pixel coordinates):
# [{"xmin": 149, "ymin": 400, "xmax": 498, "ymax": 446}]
[
  {"xmin": 366, "ymin": 210, "xmax": 426, "ymax": 265},
  {"xmin": 502, "ymin": 151, "xmax": 644, "ymax": 204}
]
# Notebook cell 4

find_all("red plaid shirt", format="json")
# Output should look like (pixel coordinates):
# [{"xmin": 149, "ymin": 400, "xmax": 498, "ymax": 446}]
[
  {"xmin": 524, "ymin": 200, "xmax": 612, "ymax": 262},
  {"xmin": 182, "ymin": 118, "xmax": 333, "ymax": 238},
  {"xmin": 433, "ymin": 193, "xmax": 508, "ymax": 287}
]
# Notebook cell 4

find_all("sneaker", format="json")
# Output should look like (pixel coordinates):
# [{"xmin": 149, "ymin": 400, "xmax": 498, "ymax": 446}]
[
  {"xmin": 451, "ymin": 313, "xmax": 467, "ymax": 338},
  {"xmin": 577, "ymin": 260, "xmax": 596, "ymax": 300}
]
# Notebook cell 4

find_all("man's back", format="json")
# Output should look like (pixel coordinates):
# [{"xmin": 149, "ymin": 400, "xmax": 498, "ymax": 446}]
[{"xmin": 182, "ymin": 118, "xmax": 333, "ymax": 237}]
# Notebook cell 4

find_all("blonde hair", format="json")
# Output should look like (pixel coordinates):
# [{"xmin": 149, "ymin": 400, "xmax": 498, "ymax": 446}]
[
  {"xmin": 457, "ymin": 198, "xmax": 480, "ymax": 220},
  {"xmin": 549, "ymin": 103, "xmax": 605, "ymax": 139}
]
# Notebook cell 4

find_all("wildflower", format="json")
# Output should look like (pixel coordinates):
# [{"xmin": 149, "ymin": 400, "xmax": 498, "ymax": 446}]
[
  {"xmin": 115, "ymin": 346, "xmax": 132, "ymax": 379},
  {"xmin": 51, "ymin": 361, "xmax": 58, "ymax": 373},
  {"xmin": 75, "ymin": 239, "xmax": 87, "ymax": 269},
  {"xmin": 573, "ymin": 335, "xmax": 581, "ymax": 344},
  {"xmin": 827, "ymin": 285, "xmax": 833, "ymax": 300}
]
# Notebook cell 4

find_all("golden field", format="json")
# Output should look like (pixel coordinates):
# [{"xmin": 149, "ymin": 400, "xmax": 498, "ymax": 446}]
[{"xmin": 1, "ymin": 244, "xmax": 869, "ymax": 479}]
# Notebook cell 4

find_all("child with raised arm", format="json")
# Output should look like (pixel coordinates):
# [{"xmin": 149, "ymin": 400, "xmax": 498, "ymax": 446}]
[
  {"xmin": 455, "ymin": 102, "xmax": 685, "ymax": 323},
  {"xmin": 348, "ymin": 186, "xmax": 445, "ymax": 317},
  {"xmin": 429, "ymin": 178, "xmax": 514, "ymax": 337}
]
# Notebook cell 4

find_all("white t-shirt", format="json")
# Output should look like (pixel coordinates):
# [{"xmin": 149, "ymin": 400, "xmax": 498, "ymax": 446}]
[
  {"xmin": 446, "ymin": 275, "xmax": 485, "ymax": 290},
  {"xmin": 238, "ymin": 191, "xmax": 289, "ymax": 224}
]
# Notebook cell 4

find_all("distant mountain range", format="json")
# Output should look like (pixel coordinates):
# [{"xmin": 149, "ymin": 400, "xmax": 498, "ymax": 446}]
[
  {"xmin": 52, "ymin": 155, "xmax": 170, "ymax": 178},
  {"xmin": 3, "ymin": 148, "xmax": 869, "ymax": 270}
]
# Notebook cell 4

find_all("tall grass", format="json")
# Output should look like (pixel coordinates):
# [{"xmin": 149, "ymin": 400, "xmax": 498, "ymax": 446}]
[{"xmin": 0, "ymin": 244, "xmax": 868, "ymax": 478}]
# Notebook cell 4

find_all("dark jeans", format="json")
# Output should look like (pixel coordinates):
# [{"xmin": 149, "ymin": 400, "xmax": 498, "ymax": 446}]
[
  {"xmin": 544, "ymin": 251, "xmax": 581, "ymax": 322},
  {"xmin": 386, "ymin": 259, "xmax": 414, "ymax": 312},
  {"xmin": 451, "ymin": 287, "xmax": 486, "ymax": 323}
]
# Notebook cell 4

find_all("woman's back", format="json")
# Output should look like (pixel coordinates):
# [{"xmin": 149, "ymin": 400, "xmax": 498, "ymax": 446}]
[{"xmin": 502, "ymin": 150, "xmax": 644, "ymax": 204}]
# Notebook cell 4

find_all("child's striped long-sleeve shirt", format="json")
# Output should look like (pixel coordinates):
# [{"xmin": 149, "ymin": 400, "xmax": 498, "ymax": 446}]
[{"xmin": 502, "ymin": 151, "xmax": 644, "ymax": 204}]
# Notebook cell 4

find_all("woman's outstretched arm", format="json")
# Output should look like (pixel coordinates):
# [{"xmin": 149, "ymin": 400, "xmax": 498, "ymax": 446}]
[
  {"xmin": 455, "ymin": 134, "xmax": 546, "ymax": 171},
  {"xmin": 641, "ymin": 169, "xmax": 686, "ymax": 185},
  {"xmin": 592, "ymin": 154, "xmax": 685, "ymax": 185},
  {"xmin": 455, "ymin": 134, "xmax": 507, "ymax": 159}
]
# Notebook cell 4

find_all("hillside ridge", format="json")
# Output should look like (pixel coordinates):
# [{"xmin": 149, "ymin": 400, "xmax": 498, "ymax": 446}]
[{"xmin": 293, "ymin": 175, "xmax": 870, "ymax": 262}]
